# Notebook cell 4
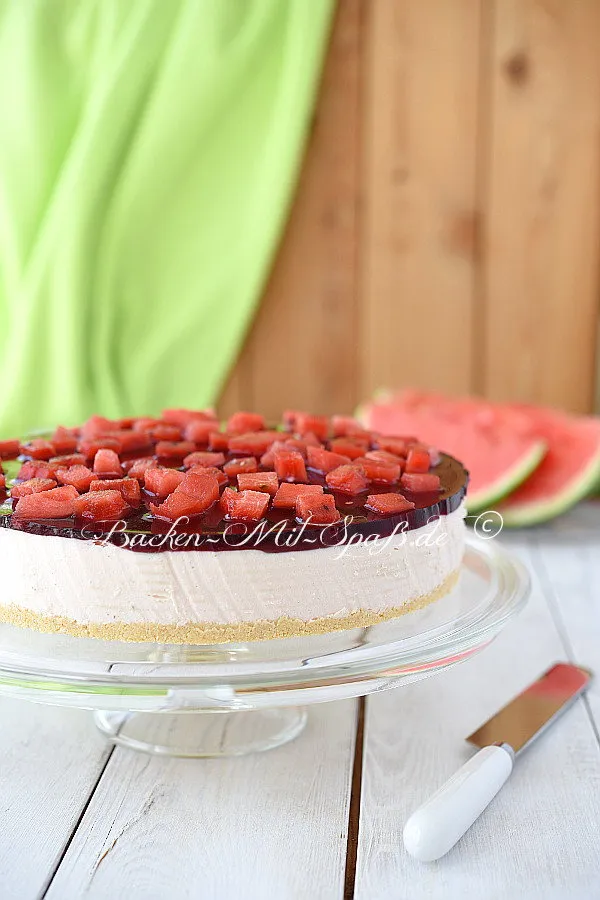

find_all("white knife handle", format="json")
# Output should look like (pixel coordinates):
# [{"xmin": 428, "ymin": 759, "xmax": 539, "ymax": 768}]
[{"xmin": 403, "ymin": 744, "xmax": 514, "ymax": 862}]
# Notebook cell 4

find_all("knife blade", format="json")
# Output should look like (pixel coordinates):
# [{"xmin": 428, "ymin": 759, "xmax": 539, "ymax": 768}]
[{"xmin": 403, "ymin": 662, "xmax": 592, "ymax": 862}]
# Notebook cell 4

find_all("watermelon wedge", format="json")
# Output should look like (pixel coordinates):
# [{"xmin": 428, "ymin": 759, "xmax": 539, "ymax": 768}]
[
  {"xmin": 360, "ymin": 391, "xmax": 546, "ymax": 513},
  {"xmin": 496, "ymin": 407, "xmax": 600, "ymax": 526}
]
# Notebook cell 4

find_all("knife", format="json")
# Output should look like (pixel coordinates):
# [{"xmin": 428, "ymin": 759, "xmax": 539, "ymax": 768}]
[{"xmin": 403, "ymin": 662, "xmax": 592, "ymax": 862}]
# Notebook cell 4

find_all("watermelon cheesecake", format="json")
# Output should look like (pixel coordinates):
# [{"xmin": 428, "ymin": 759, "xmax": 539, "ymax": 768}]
[{"xmin": 0, "ymin": 410, "xmax": 468, "ymax": 644}]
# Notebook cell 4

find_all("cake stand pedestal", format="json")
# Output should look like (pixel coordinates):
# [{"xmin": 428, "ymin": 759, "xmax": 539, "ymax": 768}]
[{"xmin": 0, "ymin": 537, "xmax": 529, "ymax": 759}]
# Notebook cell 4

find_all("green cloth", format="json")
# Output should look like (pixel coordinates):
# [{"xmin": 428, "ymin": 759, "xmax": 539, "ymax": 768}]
[{"xmin": 0, "ymin": 0, "xmax": 334, "ymax": 436}]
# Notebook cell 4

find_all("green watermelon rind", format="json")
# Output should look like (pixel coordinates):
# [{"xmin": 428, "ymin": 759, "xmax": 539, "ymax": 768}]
[
  {"xmin": 498, "ymin": 445, "xmax": 600, "ymax": 527},
  {"xmin": 465, "ymin": 440, "xmax": 547, "ymax": 514}
]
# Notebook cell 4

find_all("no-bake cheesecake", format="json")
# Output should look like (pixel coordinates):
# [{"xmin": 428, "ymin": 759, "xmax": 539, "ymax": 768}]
[{"xmin": 0, "ymin": 410, "xmax": 468, "ymax": 643}]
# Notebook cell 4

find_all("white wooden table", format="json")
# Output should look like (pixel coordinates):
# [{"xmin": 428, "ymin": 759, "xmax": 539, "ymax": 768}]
[{"xmin": 1, "ymin": 505, "xmax": 599, "ymax": 900}]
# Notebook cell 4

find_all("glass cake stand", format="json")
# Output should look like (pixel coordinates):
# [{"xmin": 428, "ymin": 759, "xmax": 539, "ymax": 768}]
[{"xmin": 0, "ymin": 535, "xmax": 529, "ymax": 757}]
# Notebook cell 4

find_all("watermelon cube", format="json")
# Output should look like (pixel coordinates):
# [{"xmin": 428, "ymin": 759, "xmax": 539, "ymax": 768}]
[
  {"xmin": 272, "ymin": 483, "xmax": 323, "ymax": 509},
  {"xmin": 208, "ymin": 431, "xmax": 230, "ymax": 452},
  {"xmin": 223, "ymin": 457, "xmax": 259, "ymax": 477},
  {"xmin": 365, "ymin": 449, "xmax": 403, "ymax": 464},
  {"xmin": 325, "ymin": 465, "xmax": 369, "ymax": 495},
  {"xmin": 307, "ymin": 446, "xmax": 351, "ymax": 474},
  {"xmin": 116, "ymin": 417, "xmax": 137, "ymax": 429},
  {"xmin": 50, "ymin": 453, "xmax": 86, "ymax": 468},
  {"xmin": 150, "ymin": 473, "xmax": 219, "ymax": 521},
  {"xmin": 90, "ymin": 478, "xmax": 141, "ymax": 505},
  {"xmin": 219, "ymin": 487, "xmax": 237, "ymax": 516},
  {"xmin": 175, "ymin": 471, "xmax": 220, "ymax": 503},
  {"xmin": 294, "ymin": 413, "xmax": 329, "ymax": 441},
  {"xmin": 365, "ymin": 493, "xmax": 416, "ymax": 515},
  {"xmin": 331, "ymin": 415, "xmax": 363, "ymax": 437},
  {"xmin": 183, "ymin": 451, "xmax": 226, "ymax": 469},
  {"xmin": 183, "ymin": 419, "xmax": 218, "ymax": 445},
  {"xmin": 0, "ymin": 439, "xmax": 21, "ymax": 459},
  {"xmin": 150, "ymin": 424, "xmax": 183, "ymax": 442},
  {"xmin": 0, "ymin": 474, "xmax": 5, "ymax": 490},
  {"xmin": 18, "ymin": 460, "xmax": 59, "ymax": 481},
  {"xmin": 74, "ymin": 489, "xmax": 130, "ymax": 521},
  {"xmin": 405, "ymin": 447, "xmax": 431, "ymax": 474},
  {"xmin": 236, "ymin": 471, "xmax": 279, "ymax": 496},
  {"xmin": 13, "ymin": 488, "xmax": 77, "ymax": 520},
  {"xmin": 223, "ymin": 489, "xmax": 270, "ymax": 521},
  {"xmin": 273, "ymin": 449, "xmax": 307, "ymax": 483},
  {"xmin": 10, "ymin": 478, "xmax": 57, "ymax": 498},
  {"xmin": 78, "ymin": 437, "xmax": 122, "ymax": 460},
  {"xmin": 400, "ymin": 473, "xmax": 441, "ymax": 493},
  {"xmin": 282, "ymin": 410, "xmax": 302, "ymax": 430},
  {"xmin": 80, "ymin": 415, "xmax": 119, "ymax": 440},
  {"xmin": 228, "ymin": 431, "xmax": 280, "ymax": 456},
  {"xmin": 354, "ymin": 456, "xmax": 400, "ymax": 484},
  {"xmin": 188, "ymin": 465, "xmax": 229, "ymax": 488},
  {"xmin": 155, "ymin": 440, "xmax": 196, "ymax": 460},
  {"xmin": 144, "ymin": 467, "xmax": 186, "ymax": 499},
  {"xmin": 124, "ymin": 457, "xmax": 158, "ymax": 480},
  {"xmin": 296, "ymin": 493, "xmax": 340, "ymax": 525},
  {"xmin": 161, "ymin": 408, "xmax": 216, "ymax": 427},
  {"xmin": 329, "ymin": 439, "xmax": 366, "ymax": 461},
  {"xmin": 113, "ymin": 430, "xmax": 153, "ymax": 455},
  {"xmin": 375, "ymin": 436, "xmax": 415, "ymax": 457},
  {"xmin": 132, "ymin": 417, "xmax": 164, "ymax": 432},
  {"xmin": 51, "ymin": 427, "xmax": 79, "ymax": 455},
  {"xmin": 93, "ymin": 448, "xmax": 122, "ymax": 477},
  {"xmin": 226, "ymin": 411, "xmax": 266, "ymax": 435},
  {"xmin": 56, "ymin": 465, "xmax": 95, "ymax": 493},
  {"xmin": 19, "ymin": 439, "xmax": 56, "ymax": 461},
  {"xmin": 260, "ymin": 440, "xmax": 290, "ymax": 468}
]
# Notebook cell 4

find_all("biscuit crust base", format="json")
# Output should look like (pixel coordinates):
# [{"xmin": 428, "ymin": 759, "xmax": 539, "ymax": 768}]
[{"xmin": 0, "ymin": 570, "xmax": 459, "ymax": 645}]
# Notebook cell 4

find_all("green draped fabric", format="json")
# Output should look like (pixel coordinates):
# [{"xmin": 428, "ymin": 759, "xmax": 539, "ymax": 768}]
[{"xmin": 0, "ymin": 0, "xmax": 334, "ymax": 435}]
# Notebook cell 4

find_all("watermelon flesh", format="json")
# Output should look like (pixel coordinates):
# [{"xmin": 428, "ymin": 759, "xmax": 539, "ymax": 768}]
[
  {"xmin": 361, "ymin": 391, "xmax": 546, "ymax": 513},
  {"xmin": 496, "ymin": 407, "xmax": 600, "ymax": 526}
]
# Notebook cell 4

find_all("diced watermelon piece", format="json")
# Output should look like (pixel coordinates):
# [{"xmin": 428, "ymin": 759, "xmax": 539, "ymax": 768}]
[
  {"xmin": 227, "ymin": 412, "xmax": 266, "ymax": 435},
  {"xmin": 56, "ymin": 465, "xmax": 95, "ymax": 493},
  {"xmin": 113, "ymin": 430, "xmax": 153, "ymax": 455},
  {"xmin": 0, "ymin": 439, "xmax": 21, "ymax": 459},
  {"xmin": 124, "ymin": 457, "xmax": 158, "ymax": 480},
  {"xmin": 329, "ymin": 439, "xmax": 366, "ymax": 461},
  {"xmin": 187, "ymin": 465, "xmax": 229, "ymax": 488},
  {"xmin": 50, "ymin": 453, "xmax": 86, "ymax": 468},
  {"xmin": 183, "ymin": 451, "xmax": 226, "ymax": 469},
  {"xmin": 73, "ymin": 490, "xmax": 129, "ymax": 521},
  {"xmin": 325, "ymin": 465, "xmax": 369, "ymax": 495},
  {"xmin": 10, "ymin": 478, "xmax": 57, "ymax": 498},
  {"xmin": 144, "ymin": 467, "xmax": 186, "ymax": 499},
  {"xmin": 89, "ymin": 478, "xmax": 141, "ymax": 505},
  {"xmin": 162, "ymin": 408, "xmax": 216, "ymax": 426},
  {"xmin": 365, "ymin": 449, "xmax": 404, "ymax": 464},
  {"xmin": 132, "ymin": 417, "xmax": 164, "ymax": 432},
  {"xmin": 260, "ymin": 440, "xmax": 291, "ymax": 468},
  {"xmin": 19, "ymin": 439, "xmax": 56, "ymax": 460},
  {"xmin": 116, "ymin": 417, "xmax": 137, "ymax": 429},
  {"xmin": 155, "ymin": 440, "xmax": 196, "ymax": 460},
  {"xmin": 220, "ymin": 489, "xmax": 269, "ymax": 521},
  {"xmin": 236, "ymin": 471, "xmax": 279, "ymax": 495},
  {"xmin": 375, "ymin": 436, "xmax": 415, "ymax": 457},
  {"xmin": 405, "ymin": 447, "xmax": 431, "ymax": 474},
  {"xmin": 272, "ymin": 483, "xmax": 323, "ymax": 509},
  {"xmin": 365, "ymin": 493, "xmax": 416, "ymax": 515},
  {"xmin": 78, "ymin": 437, "xmax": 122, "ymax": 460},
  {"xmin": 150, "ymin": 473, "xmax": 219, "ymax": 520},
  {"xmin": 183, "ymin": 420, "xmax": 219, "ymax": 445},
  {"xmin": 307, "ymin": 446, "xmax": 351, "ymax": 474},
  {"xmin": 0, "ymin": 474, "xmax": 5, "ymax": 490},
  {"xmin": 220, "ymin": 487, "xmax": 237, "ymax": 515},
  {"xmin": 400, "ymin": 473, "xmax": 441, "ymax": 493},
  {"xmin": 51, "ymin": 427, "xmax": 79, "ymax": 454},
  {"xmin": 296, "ymin": 493, "xmax": 340, "ymax": 525},
  {"xmin": 18, "ymin": 460, "xmax": 59, "ymax": 481},
  {"xmin": 282, "ymin": 410, "xmax": 302, "ymax": 430},
  {"xmin": 80, "ymin": 415, "xmax": 120, "ymax": 439},
  {"xmin": 273, "ymin": 449, "xmax": 307, "ymax": 483},
  {"xmin": 354, "ymin": 456, "xmax": 400, "ymax": 484},
  {"xmin": 331, "ymin": 415, "xmax": 364, "ymax": 437},
  {"xmin": 294, "ymin": 413, "xmax": 329, "ymax": 441},
  {"xmin": 208, "ymin": 431, "xmax": 230, "ymax": 451},
  {"xmin": 228, "ymin": 431, "xmax": 280, "ymax": 456},
  {"xmin": 150, "ymin": 424, "xmax": 183, "ymax": 442},
  {"xmin": 93, "ymin": 448, "xmax": 122, "ymax": 477},
  {"xmin": 14, "ymin": 486, "xmax": 78, "ymax": 519},
  {"xmin": 223, "ymin": 457, "xmax": 259, "ymax": 477}
]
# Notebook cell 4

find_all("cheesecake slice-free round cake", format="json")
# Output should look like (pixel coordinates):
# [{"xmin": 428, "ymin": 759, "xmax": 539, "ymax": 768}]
[{"xmin": 0, "ymin": 410, "xmax": 468, "ymax": 644}]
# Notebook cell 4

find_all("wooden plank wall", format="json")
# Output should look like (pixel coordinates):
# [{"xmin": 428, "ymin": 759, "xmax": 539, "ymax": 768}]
[{"xmin": 219, "ymin": 0, "xmax": 600, "ymax": 420}]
